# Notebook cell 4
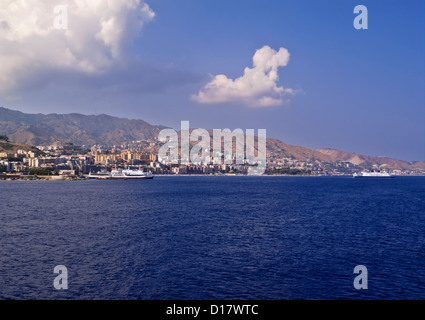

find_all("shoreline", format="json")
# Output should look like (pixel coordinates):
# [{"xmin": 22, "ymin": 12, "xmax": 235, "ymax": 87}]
[{"xmin": 1, "ymin": 174, "xmax": 425, "ymax": 181}]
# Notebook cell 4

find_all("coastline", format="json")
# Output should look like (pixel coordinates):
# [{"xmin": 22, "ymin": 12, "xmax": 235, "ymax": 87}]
[{"xmin": 1, "ymin": 174, "xmax": 424, "ymax": 181}]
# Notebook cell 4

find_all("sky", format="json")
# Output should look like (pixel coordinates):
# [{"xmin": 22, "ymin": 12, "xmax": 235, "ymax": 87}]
[{"xmin": 0, "ymin": 0, "xmax": 423, "ymax": 161}]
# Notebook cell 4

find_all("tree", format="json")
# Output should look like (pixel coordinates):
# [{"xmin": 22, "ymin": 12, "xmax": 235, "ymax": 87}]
[
  {"xmin": 29, "ymin": 167, "xmax": 54, "ymax": 176},
  {"xmin": 265, "ymin": 167, "xmax": 311, "ymax": 175},
  {"xmin": 0, "ymin": 135, "xmax": 9, "ymax": 142}
]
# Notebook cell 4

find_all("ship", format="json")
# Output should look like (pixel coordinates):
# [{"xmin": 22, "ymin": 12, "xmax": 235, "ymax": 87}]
[
  {"xmin": 353, "ymin": 170, "xmax": 394, "ymax": 178},
  {"xmin": 88, "ymin": 168, "xmax": 154, "ymax": 180},
  {"xmin": 87, "ymin": 169, "xmax": 111, "ymax": 179}
]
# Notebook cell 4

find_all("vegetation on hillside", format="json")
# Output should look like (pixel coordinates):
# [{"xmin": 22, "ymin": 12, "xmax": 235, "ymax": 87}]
[{"xmin": 265, "ymin": 168, "xmax": 312, "ymax": 175}]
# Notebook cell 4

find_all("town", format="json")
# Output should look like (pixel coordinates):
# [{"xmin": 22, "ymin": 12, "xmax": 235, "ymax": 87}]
[
  {"xmin": 0, "ymin": 138, "xmax": 268, "ymax": 179},
  {"xmin": 0, "ymin": 135, "xmax": 424, "ymax": 180}
]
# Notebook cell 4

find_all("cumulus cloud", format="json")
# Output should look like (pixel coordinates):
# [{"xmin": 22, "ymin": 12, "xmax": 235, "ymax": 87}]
[
  {"xmin": 0, "ymin": 0, "xmax": 155, "ymax": 92},
  {"xmin": 192, "ymin": 45, "xmax": 296, "ymax": 107}
]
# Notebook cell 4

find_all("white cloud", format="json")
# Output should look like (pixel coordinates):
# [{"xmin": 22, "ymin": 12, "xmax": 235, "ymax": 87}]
[
  {"xmin": 0, "ymin": 0, "xmax": 155, "ymax": 92},
  {"xmin": 192, "ymin": 45, "xmax": 296, "ymax": 107}
]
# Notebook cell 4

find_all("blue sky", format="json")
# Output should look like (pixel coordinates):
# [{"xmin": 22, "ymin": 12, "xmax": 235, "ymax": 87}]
[{"xmin": 0, "ymin": 0, "xmax": 423, "ymax": 161}]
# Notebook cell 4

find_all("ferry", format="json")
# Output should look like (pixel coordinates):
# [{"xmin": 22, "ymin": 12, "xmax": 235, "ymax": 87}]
[
  {"xmin": 88, "ymin": 168, "xmax": 154, "ymax": 180},
  {"xmin": 87, "ymin": 169, "xmax": 111, "ymax": 179},
  {"xmin": 111, "ymin": 168, "xmax": 154, "ymax": 180},
  {"xmin": 353, "ymin": 170, "xmax": 394, "ymax": 178}
]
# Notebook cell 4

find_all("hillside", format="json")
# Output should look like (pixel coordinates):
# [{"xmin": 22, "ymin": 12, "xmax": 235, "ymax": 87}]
[
  {"xmin": 0, "ymin": 107, "xmax": 166, "ymax": 146},
  {"xmin": 266, "ymin": 138, "xmax": 425, "ymax": 171},
  {"xmin": 0, "ymin": 137, "xmax": 43, "ymax": 156}
]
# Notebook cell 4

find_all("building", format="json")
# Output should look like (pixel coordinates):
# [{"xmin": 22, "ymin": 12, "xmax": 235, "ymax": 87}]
[
  {"xmin": 27, "ymin": 158, "xmax": 39, "ymax": 168},
  {"xmin": 59, "ymin": 170, "xmax": 76, "ymax": 176}
]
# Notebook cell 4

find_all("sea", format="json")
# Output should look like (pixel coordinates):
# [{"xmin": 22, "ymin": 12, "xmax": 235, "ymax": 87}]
[{"xmin": 1, "ymin": 176, "xmax": 424, "ymax": 300}]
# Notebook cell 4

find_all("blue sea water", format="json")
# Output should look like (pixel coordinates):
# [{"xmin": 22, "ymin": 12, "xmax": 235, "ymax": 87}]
[{"xmin": 1, "ymin": 176, "xmax": 424, "ymax": 300}]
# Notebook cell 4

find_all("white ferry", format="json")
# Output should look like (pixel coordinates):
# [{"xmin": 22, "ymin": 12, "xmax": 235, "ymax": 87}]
[
  {"xmin": 87, "ymin": 169, "xmax": 111, "ymax": 179},
  {"xmin": 88, "ymin": 168, "xmax": 154, "ymax": 180},
  {"xmin": 353, "ymin": 170, "xmax": 394, "ymax": 178},
  {"xmin": 111, "ymin": 168, "xmax": 154, "ymax": 180}
]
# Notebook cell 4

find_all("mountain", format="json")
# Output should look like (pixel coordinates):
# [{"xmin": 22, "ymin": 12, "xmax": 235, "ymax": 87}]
[
  {"xmin": 266, "ymin": 138, "xmax": 425, "ymax": 171},
  {"xmin": 1, "ymin": 107, "xmax": 424, "ymax": 171},
  {"xmin": 0, "ymin": 107, "xmax": 166, "ymax": 146}
]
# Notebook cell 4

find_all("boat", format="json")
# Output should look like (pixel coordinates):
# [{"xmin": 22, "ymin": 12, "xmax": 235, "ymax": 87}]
[
  {"xmin": 111, "ymin": 168, "xmax": 154, "ymax": 180},
  {"xmin": 353, "ymin": 170, "xmax": 394, "ymax": 178},
  {"xmin": 88, "ymin": 168, "xmax": 153, "ymax": 180},
  {"xmin": 87, "ymin": 169, "xmax": 111, "ymax": 179}
]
